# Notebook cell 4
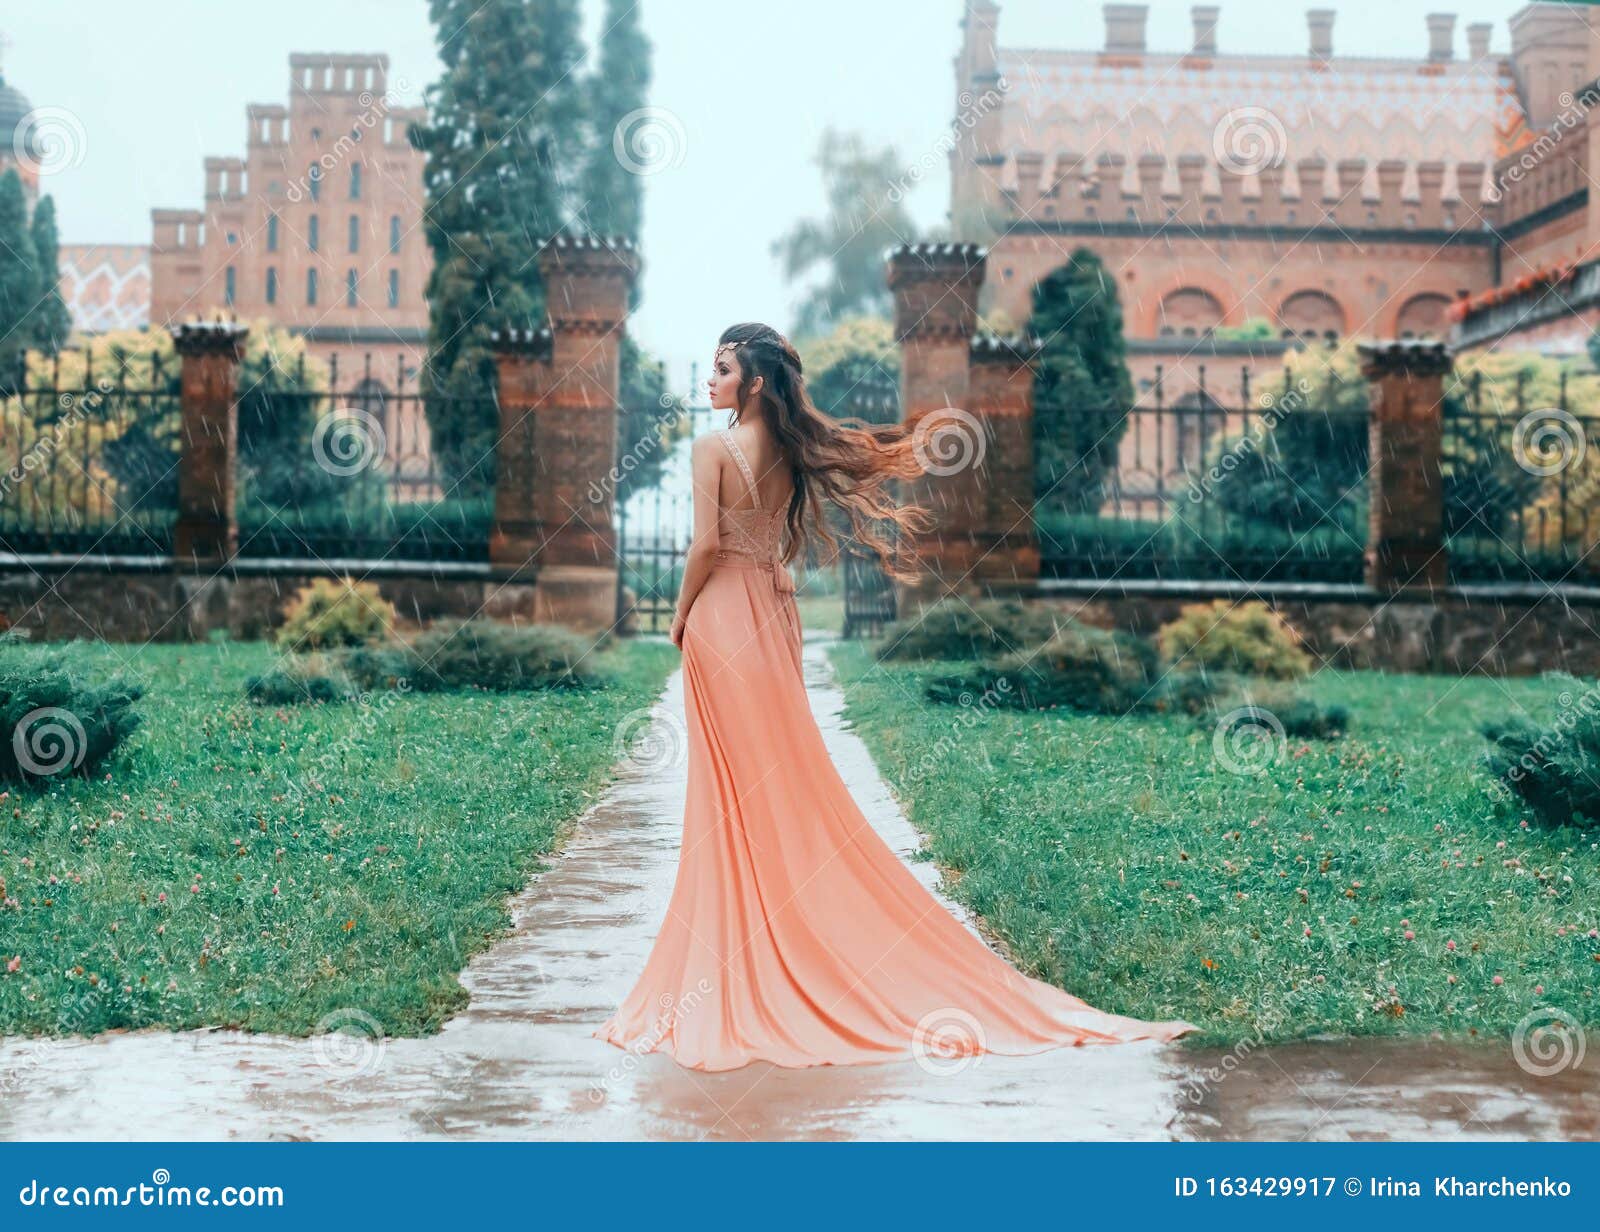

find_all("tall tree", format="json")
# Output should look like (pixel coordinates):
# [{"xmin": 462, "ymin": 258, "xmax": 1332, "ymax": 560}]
[
  {"xmin": 576, "ymin": 0, "xmax": 650, "ymax": 244},
  {"xmin": 410, "ymin": 0, "xmax": 586, "ymax": 493},
  {"xmin": 1029, "ymin": 249, "xmax": 1135, "ymax": 515},
  {"xmin": 0, "ymin": 170, "xmax": 37, "ymax": 386},
  {"xmin": 772, "ymin": 130, "xmax": 919, "ymax": 338},
  {"xmin": 27, "ymin": 194, "xmax": 72, "ymax": 354}
]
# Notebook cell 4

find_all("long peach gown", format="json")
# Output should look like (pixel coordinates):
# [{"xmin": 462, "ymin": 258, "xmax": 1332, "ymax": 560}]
[{"xmin": 593, "ymin": 428, "xmax": 1197, "ymax": 1072}]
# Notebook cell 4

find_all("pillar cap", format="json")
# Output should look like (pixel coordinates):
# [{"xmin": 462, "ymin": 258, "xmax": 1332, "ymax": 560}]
[
  {"xmin": 170, "ymin": 318, "xmax": 249, "ymax": 357},
  {"xmin": 970, "ymin": 331, "xmax": 1042, "ymax": 364},
  {"xmin": 537, "ymin": 234, "xmax": 640, "ymax": 276},
  {"xmin": 1357, "ymin": 338, "xmax": 1453, "ymax": 376},
  {"xmin": 489, "ymin": 326, "xmax": 554, "ymax": 360},
  {"xmin": 885, "ymin": 242, "xmax": 986, "ymax": 287}
]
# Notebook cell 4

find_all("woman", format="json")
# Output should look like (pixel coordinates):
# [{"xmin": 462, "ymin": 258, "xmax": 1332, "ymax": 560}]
[{"xmin": 593, "ymin": 323, "xmax": 1196, "ymax": 1072}]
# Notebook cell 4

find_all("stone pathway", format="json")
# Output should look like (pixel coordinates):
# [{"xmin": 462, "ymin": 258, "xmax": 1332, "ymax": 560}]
[{"xmin": 1, "ymin": 639, "xmax": 1593, "ymax": 1141}]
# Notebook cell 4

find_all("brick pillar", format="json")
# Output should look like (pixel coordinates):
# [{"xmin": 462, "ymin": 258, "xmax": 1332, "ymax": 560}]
[
  {"xmin": 170, "ymin": 320, "xmax": 248, "ymax": 563},
  {"xmin": 968, "ymin": 334, "xmax": 1040, "ymax": 593},
  {"xmin": 887, "ymin": 241, "xmax": 986, "ymax": 611},
  {"xmin": 1358, "ymin": 340, "xmax": 1451, "ymax": 592},
  {"xmin": 532, "ymin": 235, "xmax": 639, "ymax": 631},
  {"xmin": 488, "ymin": 326, "xmax": 553, "ymax": 580}
]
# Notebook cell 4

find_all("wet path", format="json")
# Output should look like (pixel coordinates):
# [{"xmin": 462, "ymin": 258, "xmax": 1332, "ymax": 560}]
[{"xmin": 1, "ymin": 640, "xmax": 1593, "ymax": 1140}]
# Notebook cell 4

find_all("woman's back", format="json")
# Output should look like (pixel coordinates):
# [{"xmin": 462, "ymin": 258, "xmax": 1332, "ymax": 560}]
[{"xmin": 715, "ymin": 425, "xmax": 790, "ymax": 563}]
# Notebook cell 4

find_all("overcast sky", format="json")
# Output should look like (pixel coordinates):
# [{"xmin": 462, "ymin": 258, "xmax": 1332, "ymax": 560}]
[{"xmin": 6, "ymin": 0, "xmax": 1526, "ymax": 388}]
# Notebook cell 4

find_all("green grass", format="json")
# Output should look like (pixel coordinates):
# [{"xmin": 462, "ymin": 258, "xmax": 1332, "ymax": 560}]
[
  {"xmin": 828, "ymin": 642, "xmax": 1600, "ymax": 1047},
  {"xmin": 0, "ymin": 638, "xmax": 677, "ymax": 1038}
]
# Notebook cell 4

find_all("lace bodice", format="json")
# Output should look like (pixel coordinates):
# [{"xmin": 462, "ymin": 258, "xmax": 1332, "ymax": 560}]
[{"xmin": 715, "ymin": 429, "xmax": 786, "ymax": 564}]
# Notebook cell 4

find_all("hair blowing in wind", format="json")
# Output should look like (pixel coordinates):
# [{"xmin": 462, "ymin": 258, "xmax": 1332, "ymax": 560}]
[{"xmin": 716, "ymin": 322, "xmax": 934, "ymax": 583}]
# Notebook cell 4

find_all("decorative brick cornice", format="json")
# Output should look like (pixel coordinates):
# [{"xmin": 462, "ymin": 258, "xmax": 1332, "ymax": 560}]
[
  {"xmin": 1357, "ymin": 338, "xmax": 1453, "ymax": 378},
  {"xmin": 489, "ymin": 326, "xmax": 554, "ymax": 361},
  {"xmin": 170, "ymin": 319, "xmax": 249, "ymax": 358}
]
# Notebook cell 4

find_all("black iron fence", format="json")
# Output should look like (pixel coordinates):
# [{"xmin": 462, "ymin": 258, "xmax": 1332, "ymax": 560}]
[
  {"xmin": 234, "ymin": 352, "xmax": 494, "ymax": 563},
  {"xmin": 0, "ymin": 346, "xmax": 183, "ymax": 556},
  {"xmin": 1444, "ymin": 369, "xmax": 1600, "ymax": 584},
  {"xmin": 1038, "ymin": 365, "xmax": 1370, "ymax": 583}
]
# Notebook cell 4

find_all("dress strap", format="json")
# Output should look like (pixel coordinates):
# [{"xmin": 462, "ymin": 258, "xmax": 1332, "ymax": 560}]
[{"xmin": 718, "ymin": 428, "xmax": 762, "ymax": 511}]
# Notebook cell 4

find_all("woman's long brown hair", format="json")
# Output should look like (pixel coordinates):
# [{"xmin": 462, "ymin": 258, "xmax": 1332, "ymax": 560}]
[{"xmin": 718, "ymin": 322, "xmax": 932, "ymax": 583}]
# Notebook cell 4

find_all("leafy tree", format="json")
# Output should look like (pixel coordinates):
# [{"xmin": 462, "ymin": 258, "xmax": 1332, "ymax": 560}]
[
  {"xmin": 772, "ymin": 130, "xmax": 919, "ymax": 337},
  {"xmin": 576, "ymin": 0, "xmax": 650, "ymax": 248},
  {"xmin": 799, "ymin": 316, "xmax": 900, "ymax": 423},
  {"xmin": 616, "ymin": 335, "xmax": 689, "ymax": 505},
  {"xmin": 410, "ymin": 0, "xmax": 586, "ymax": 494},
  {"xmin": 1028, "ymin": 249, "xmax": 1135, "ymax": 514}
]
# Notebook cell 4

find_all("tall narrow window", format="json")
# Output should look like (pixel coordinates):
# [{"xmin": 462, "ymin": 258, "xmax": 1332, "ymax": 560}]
[
  {"xmin": 348, "ymin": 214, "xmax": 359, "ymax": 253},
  {"xmin": 265, "ymin": 267, "xmax": 278, "ymax": 304},
  {"xmin": 346, "ymin": 269, "xmax": 358, "ymax": 306},
  {"xmin": 350, "ymin": 163, "xmax": 362, "ymax": 200},
  {"xmin": 387, "ymin": 269, "xmax": 399, "ymax": 308},
  {"xmin": 389, "ymin": 215, "xmax": 401, "ymax": 254},
  {"xmin": 308, "ymin": 215, "xmax": 319, "ymax": 252},
  {"xmin": 307, "ymin": 268, "xmax": 318, "ymax": 305},
  {"xmin": 266, "ymin": 213, "xmax": 279, "ymax": 252},
  {"xmin": 308, "ymin": 163, "xmax": 321, "ymax": 202},
  {"xmin": 224, "ymin": 265, "xmax": 236, "ymax": 306}
]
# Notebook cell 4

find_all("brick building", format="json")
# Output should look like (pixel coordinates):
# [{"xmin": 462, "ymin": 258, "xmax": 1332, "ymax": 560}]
[
  {"xmin": 149, "ymin": 53, "xmax": 431, "ymax": 395},
  {"xmin": 948, "ymin": 1, "xmax": 1600, "ymax": 406}
]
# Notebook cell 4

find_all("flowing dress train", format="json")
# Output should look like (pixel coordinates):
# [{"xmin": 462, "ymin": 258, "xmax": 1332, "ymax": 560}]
[{"xmin": 593, "ymin": 428, "xmax": 1197, "ymax": 1071}]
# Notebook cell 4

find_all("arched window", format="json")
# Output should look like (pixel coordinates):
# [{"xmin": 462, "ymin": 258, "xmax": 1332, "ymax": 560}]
[
  {"xmin": 1156, "ymin": 287, "xmax": 1225, "ymax": 337},
  {"xmin": 1278, "ymin": 290, "xmax": 1345, "ymax": 344},
  {"xmin": 1395, "ymin": 293, "xmax": 1451, "ymax": 340}
]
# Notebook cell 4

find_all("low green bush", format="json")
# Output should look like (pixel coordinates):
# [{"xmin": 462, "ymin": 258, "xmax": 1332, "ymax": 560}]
[
  {"xmin": 0, "ymin": 651, "xmax": 143, "ymax": 785},
  {"xmin": 877, "ymin": 597, "xmax": 1063, "ymax": 662},
  {"xmin": 1482, "ymin": 682, "xmax": 1600, "ymax": 827},
  {"xmin": 925, "ymin": 618, "xmax": 1158, "ymax": 715},
  {"xmin": 340, "ymin": 619, "xmax": 608, "ymax": 693},
  {"xmin": 245, "ymin": 654, "xmax": 357, "ymax": 706}
]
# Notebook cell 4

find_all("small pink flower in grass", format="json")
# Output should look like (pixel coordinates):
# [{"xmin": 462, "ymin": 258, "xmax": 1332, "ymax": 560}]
[
  {"xmin": 1590, "ymin": 929, "xmax": 1599, "ymax": 939},
  {"xmin": 1493, "ymin": 974, "xmax": 1504, "ymax": 986},
  {"xmin": 1401, "ymin": 918, "xmax": 1411, "ymax": 927},
  {"xmin": 1558, "ymin": 927, "xmax": 1566, "ymax": 937},
  {"xmin": 1447, "ymin": 974, "xmax": 1456, "ymax": 984},
  {"xmin": 1446, "ymin": 939, "xmax": 1457, "ymax": 951},
  {"xmin": 1520, "ymin": 820, "xmax": 1530, "ymax": 829},
  {"xmin": 1404, "ymin": 930, "xmax": 1415, "ymax": 941},
  {"xmin": 1496, "ymin": 840, "xmax": 1506, "ymax": 849},
  {"xmin": 272, "ymin": 884, "xmax": 280, "ymax": 896},
  {"xmin": 1535, "ymin": 984, "xmax": 1544, "ymax": 995},
  {"xmin": 1304, "ymin": 926, "xmax": 1312, "ymax": 937},
  {"xmin": 157, "ymin": 892, "xmax": 166, "ymax": 902},
  {"xmin": 5, "ymin": 956, "xmax": 19, "ymax": 973},
  {"xmin": 189, "ymin": 884, "xmax": 199, "ymax": 894}
]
